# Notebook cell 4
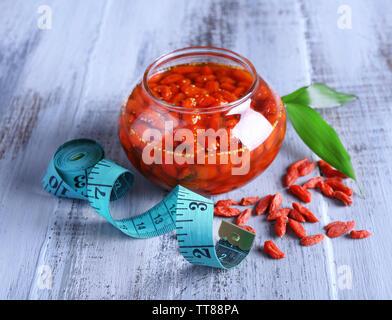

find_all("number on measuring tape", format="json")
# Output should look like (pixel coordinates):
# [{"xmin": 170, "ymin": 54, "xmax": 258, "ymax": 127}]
[{"xmin": 42, "ymin": 139, "xmax": 255, "ymax": 269}]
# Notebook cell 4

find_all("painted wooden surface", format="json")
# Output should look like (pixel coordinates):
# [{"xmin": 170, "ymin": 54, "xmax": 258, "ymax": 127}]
[{"xmin": 0, "ymin": 0, "xmax": 391, "ymax": 299}]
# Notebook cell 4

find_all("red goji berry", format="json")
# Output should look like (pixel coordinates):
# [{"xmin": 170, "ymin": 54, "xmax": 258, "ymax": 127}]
[
  {"xmin": 274, "ymin": 216, "xmax": 288, "ymax": 238},
  {"xmin": 298, "ymin": 161, "xmax": 316, "ymax": 176},
  {"xmin": 267, "ymin": 208, "xmax": 291, "ymax": 221},
  {"xmin": 263, "ymin": 240, "xmax": 285, "ymax": 259},
  {"xmin": 237, "ymin": 208, "xmax": 252, "ymax": 225},
  {"xmin": 289, "ymin": 208, "xmax": 306, "ymax": 223},
  {"xmin": 302, "ymin": 177, "xmax": 323, "ymax": 189},
  {"xmin": 288, "ymin": 219, "xmax": 307, "ymax": 239},
  {"xmin": 350, "ymin": 230, "xmax": 371, "ymax": 239},
  {"xmin": 255, "ymin": 195, "xmax": 272, "ymax": 215},
  {"xmin": 334, "ymin": 191, "xmax": 353, "ymax": 206},
  {"xmin": 318, "ymin": 160, "xmax": 348, "ymax": 178},
  {"xmin": 214, "ymin": 206, "xmax": 241, "ymax": 217},
  {"xmin": 285, "ymin": 158, "xmax": 309, "ymax": 186},
  {"xmin": 325, "ymin": 180, "xmax": 354, "ymax": 197},
  {"xmin": 318, "ymin": 181, "xmax": 335, "ymax": 198},
  {"xmin": 326, "ymin": 220, "xmax": 356, "ymax": 238},
  {"xmin": 324, "ymin": 177, "xmax": 343, "ymax": 184},
  {"xmin": 292, "ymin": 203, "xmax": 319, "ymax": 223},
  {"xmin": 289, "ymin": 158, "xmax": 309, "ymax": 172},
  {"xmin": 160, "ymin": 73, "xmax": 184, "ymax": 84},
  {"xmin": 289, "ymin": 185, "xmax": 312, "ymax": 203},
  {"xmin": 285, "ymin": 170, "xmax": 299, "ymax": 187},
  {"xmin": 239, "ymin": 225, "xmax": 256, "ymax": 234},
  {"xmin": 215, "ymin": 199, "xmax": 239, "ymax": 207},
  {"xmin": 269, "ymin": 192, "xmax": 283, "ymax": 213},
  {"xmin": 240, "ymin": 196, "xmax": 260, "ymax": 206},
  {"xmin": 301, "ymin": 234, "xmax": 324, "ymax": 246}
]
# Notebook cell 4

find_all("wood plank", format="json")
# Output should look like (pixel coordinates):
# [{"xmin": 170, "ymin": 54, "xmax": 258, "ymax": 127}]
[{"xmin": 299, "ymin": 0, "xmax": 392, "ymax": 299}]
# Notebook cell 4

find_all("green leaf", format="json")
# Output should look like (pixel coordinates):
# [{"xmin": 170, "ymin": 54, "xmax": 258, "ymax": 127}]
[
  {"xmin": 282, "ymin": 83, "xmax": 357, "ymax": 108},
  {"xmin": 285, "ymin": 102, "xmax": 356, "ymax": 180}
]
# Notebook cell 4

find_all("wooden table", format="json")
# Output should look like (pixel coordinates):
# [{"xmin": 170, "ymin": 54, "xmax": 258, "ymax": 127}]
[{"xmin": 0, "ymin": 0, "xmax": 391, "ymax": 299}]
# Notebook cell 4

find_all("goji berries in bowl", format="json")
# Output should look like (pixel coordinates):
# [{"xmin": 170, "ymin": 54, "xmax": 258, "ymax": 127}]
[{"xmin": 118, "ymin": 47, "xmax": 286, "ymax": 195}]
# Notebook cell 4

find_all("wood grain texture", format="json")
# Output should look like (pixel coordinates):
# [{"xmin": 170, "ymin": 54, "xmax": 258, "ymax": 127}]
[{"xmin": 0, "ymin": 0, "xmax": 391, "ymax": 299}]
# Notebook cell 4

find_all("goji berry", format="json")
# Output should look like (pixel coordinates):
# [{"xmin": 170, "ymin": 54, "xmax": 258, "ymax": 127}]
[
  {"xmin": 318, "ymin": 160, "xmax": 348, "ymax": 178},
  {"xmin": 285, "ymin": 170, "xmax": 298, "ymax": 187},
  {"xmin": 289, "ymin": 185, "xmax": 312, "ymax": 203},
  {"xmin": 325, "ymin": 180, "xmax": 354, "ymax": 197},
  {"xmin": 160, "ymin": 73, "xmax": 184, "ymax": 84},
  {"xmin": 289, "ymin": 209, "xmax": 306, "ymax": 222},
  {"xmin": 327, "ymin": 222, "xmax": 350, "ymax": 238},
  {"xmin": 240, "ymin": 196, "xmax": 260, "ymax": 206},
  {"xmin": 350, "ymin": 230, "xmax": 371, "ymax": 239},
  {"xmin": 263, "ymin": 240, "xmax": 285, "ymax": 259},
  {"xmin": 292, "ymin": 203, "xmax": 319, "ymax": 223},
  {"xmin": 269, "ymin": 193, "xmax": 283, "ymax": 213},
  {"xmin": 215, "ymin": 199, "xmax": 239, "ymax": 207},
  {"xmin": 334, "ymin": 191, "xmax": 353, "ymax": 206},
  {"xmin": 237, "ymin": 208, "xmax": 252, "ymax": 225},
  {"xmin": 289, "ymin": 158, "xmax": 309, "ymax": 172},
  {"xmin": 324, "ymin": 177, "xmax": 343, "ymax": 184},
  {"xmin": 326, "ymin": 220, "xmax": 356, "ymax": 238},
  {"xmin": 255, "ymin": 195, "xmax": 272, "ymax": 215},
  {"xmin": 301, "ymin": 234, "xmax": 324, "ymax": 246},
  {"xmin": 274, "ymin": 216, "xmax": 288, "ymax": 238},
  {"xmin": 298, "ymin": 161, "xmax": 316, "ymax": 176},
  {"xmin": 214, "ymin": 206, "xmax": 241, "ymax": 217},
  {"xmin": 288, "ymin": 219, "xmax": 307, "ymax": 239},
  {"xmin": 302, "ymin": 177, "xmax": 323, "ymax": 189},
  {"xmin": 318, "ymin": 181, "xmax": 335, "ymax": 198},
  {"xmin": 267, "ymin": 208, "xmax": 291, "ymax": 221},
  {"xmin": 239, "ymin": 225, "xmax": 256, "ymax": 234},
  {"xmin": 285, "ymin": 158, "xmax": 309, "ymax": 186}
]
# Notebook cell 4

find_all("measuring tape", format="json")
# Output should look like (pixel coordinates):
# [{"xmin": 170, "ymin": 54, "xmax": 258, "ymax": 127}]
[{"xmin": 42, "ymin": 139, "xmax": 255, "ymax": 269}]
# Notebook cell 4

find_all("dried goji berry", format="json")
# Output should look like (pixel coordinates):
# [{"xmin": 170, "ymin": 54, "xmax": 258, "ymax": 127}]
[
  {"xmin": 318, "ymin": 181, "xmax": 335, "ymax": 198},
  {"xmin": 289, "ymin": 158, "xmax": 309, "ymax": 172},
  {"xmin": 301, "ymin": 234, "xmax": 324, "ymax": 246},
  {"xmin": 269, "ymin": 192, "xmax": 283, "ymax": 213},
  {"xmin": 285, "ymin": 158, "xmax": 309, "ymax": 186},
  {"xmin": 274, "ymin": 216, "xmax": 288, "ymax": 238},
  {"xmin": 326, "ymin": 220, "xmax": 356, "ymax": 238},
  {"xmin": 324, "ymin": 177, "xmax": 343, "ymax": 184},
  {"xmin": 267, "ymin": 208, "xmax": 291, "ymax": 221},
  {"xmin": 285, "ymin": 170, "xmax": 298, "ymax": 187},
  {"xmin": 325, "ymin": 180, "xmax": 354, "ymax": 197},
  {"xmin": 350, "ymin": 230, "xmax": 371, "ymax": 239},
  {"xmin": 240, "ymin": 196, "xmax": 260, "ymax": 206},
  {"xmin": 298, "ymin": 161, "xmax": 316, "ymax": 176},
  {"xmin": 214, "ymin": 206, "xmax": 241, "ymax": 217},
  {"xmin": 237, "ymin": 208, "xmax": 252, "ymax": 225},
  {"xmin": 263, "ymin": 240, "xmax": 285, "ymax": 259},
  {"xmin": 292, "ymin": 203, "xmax": 319, "ymax": 223},
  {"xmin": 289, "ymin": 185, "xmax": 312, "ymax": 203},
  {"xmin": 288, "ymin": 219, "xmax": 307, "ymax": 239},
  {"xmin": 289, "ymin": 208, "xmax": 306, "ymax": 222},
  {"xmin": 318, "ymin": 160, "xmax": 348, "ymax": 178},
  {"xmin": 239, "ymin": 225, "xmax": 256, "ymax": 234},
  {"xmin": 327, "ymin": 223, "xmax": 349, "ymax": 238},
  {"xmin": 302, "ymin": 177, "xmax": 323, "ymax": 189},
  {"xmin": 334, "ymin": 191, "xmax": 353, "ymax": 206},
  {"xmin": 255, "ymin": 195, "xmax": 272, "ymax": 215},
  {"xmin": 215, "ymin": 199, "xmax": 239, "ymax": 207}
]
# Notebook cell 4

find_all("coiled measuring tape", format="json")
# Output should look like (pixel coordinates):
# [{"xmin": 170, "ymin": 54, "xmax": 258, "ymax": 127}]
[{"xmin": 42, "ymin": 139, "xmax": 255, "ymax": 269}]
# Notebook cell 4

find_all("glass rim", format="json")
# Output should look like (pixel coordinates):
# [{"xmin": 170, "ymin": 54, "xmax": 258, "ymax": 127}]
[{"xmin": 142, "ymin": 46, "xmax": 258, "ymax": 114}]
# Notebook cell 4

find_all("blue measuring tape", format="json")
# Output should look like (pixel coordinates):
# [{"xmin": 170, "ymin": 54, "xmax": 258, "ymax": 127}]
[{"xmin": 42, "ymin": 139, "xmax": 255, "ymax": 269}]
